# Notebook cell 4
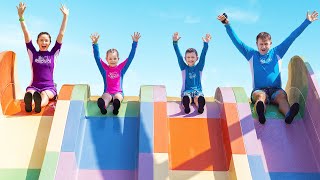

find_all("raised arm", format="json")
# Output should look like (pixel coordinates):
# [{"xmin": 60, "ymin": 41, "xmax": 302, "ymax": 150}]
[
  {"xmin": 275, "ymin": 11, "xmax": 318, "ymax": 58},
  {"xmin": 197, "ymin": 34, "xmax": 210, "ymax": 70},
  {"xmin": 127, "ymin": 32, "xmax": 141, "ymax": 62},
  {"xmin": 90, "ymin": 33, "xmax": 105, "ymax": 75},
  {"xmin": 217, "ymin": 13, "xmax": 254, "ymax": 60},
  {"xmin": 172, "ymin": 32, "xmax": 186, "ymax": 70},
  {"xmin": 56, "ymin": 4, "xmax": 69, "ymax": 44},
  {"xmin": 121, "ymin": 32, "xmax": 141, "ymax": 74},
  {"xmin": 17, "ymin": 2, "xmax": 31, "ymax": 43}
]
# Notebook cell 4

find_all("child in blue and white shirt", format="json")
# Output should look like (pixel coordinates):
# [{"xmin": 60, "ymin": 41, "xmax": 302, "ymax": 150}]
[{"xmin": 173, "ymin": 32, "xmax": 211, "ymax": 114}]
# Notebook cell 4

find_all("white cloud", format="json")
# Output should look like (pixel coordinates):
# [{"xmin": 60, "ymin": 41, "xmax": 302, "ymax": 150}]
[
  {"xmin": 184, "ymin": 16, "xmax": 200, "ymax": 24},
  {"xmin": 156, "ymin": 12, "xmax": 200, "ymax": 24},
  {"xmin": 219, "ymin": 8, "xmax": 259, "ymax": 23},
  {"xmin": 158, "ymin": 12, "xmax": 183, "ymax": 20}
]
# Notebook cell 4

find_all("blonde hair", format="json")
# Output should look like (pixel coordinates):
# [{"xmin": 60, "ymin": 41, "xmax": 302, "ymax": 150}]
[{"xmin": 106, "ymin": 48, "xmax": 119, "ymax": 58}]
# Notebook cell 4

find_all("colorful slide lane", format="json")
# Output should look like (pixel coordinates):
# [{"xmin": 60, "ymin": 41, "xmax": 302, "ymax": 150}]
[
  {"xmin": 40, "ymin": 84, "xmax": 141, "ymax": 180},
  {"xmin": 40, "ymin": 85, "xmax": 236, "ymax": 180},
  {"xmin": 1, "ymin": 50, "xmax": 320, "ymax": 180},
  {"xmin": 225, "ymin": 56, "xmax": 320, "ymax": 179},
  {"xmin": 0, "ymin": 51, "xmax": 56, "ymax": 179},
  {"xmin": 39, "ymin": 85, "xmax": 254, "ymax": 180}
]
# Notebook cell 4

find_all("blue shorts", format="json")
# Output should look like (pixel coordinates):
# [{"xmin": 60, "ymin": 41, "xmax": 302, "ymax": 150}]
[
  {"xmin": 251, "ymin": 87, "xmax": 287, "ymax": 104},
  {"xmin": 182, "ymin": 90, "xmax": 204, "ymax": 98}
]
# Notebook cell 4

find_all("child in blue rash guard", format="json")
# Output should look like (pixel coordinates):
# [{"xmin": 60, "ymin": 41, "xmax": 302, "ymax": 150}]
[
  {"xmin": 172, "ymin": 32, "xmax": 211, "ymax": 114},
  {"xmin": 217, "ymin": 11, "xmax": 318, "ymax": 124}
]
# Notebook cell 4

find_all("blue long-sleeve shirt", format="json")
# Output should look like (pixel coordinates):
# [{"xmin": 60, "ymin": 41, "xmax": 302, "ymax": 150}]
[
  {"xmin": 173, "ymin": 41, "xmax": 208, "ymax": 95},
  {"xmin": 93, "ymin": 41, "xmax": 137, "ymax": 94},
  {"xmin": 225, "ymin": 19, "xmax": 311, "ymax": 89}
]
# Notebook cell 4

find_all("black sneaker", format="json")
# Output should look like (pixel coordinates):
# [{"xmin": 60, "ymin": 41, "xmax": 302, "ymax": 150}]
[
  {"xmin": 198, "ymin": 96, "xmax": 206, "ymax": 114},
  {"xmin": 33, "ymin": 91, "xmax": 42, "ymax": 113},
  {"xmin": 112, "ymin": 99, "xmax": 121, "ymax": 115},
  {"xmin": 24, "ymin": 92, "xmax": 33, "ymax": 112},
  {"xmin": 285, "ymin": 103, "xmax": 300, "ymax": 124},
  {"xmin": 256, "ymin": 101, "xmax": 266, "ymax": 124},
  {"xmin": 182, "ymin": 96, "xmax": 190, "ymax": 114},
  {"xmin": 97, "ymin": 98, "xmax": 107, "ymax": 114}
]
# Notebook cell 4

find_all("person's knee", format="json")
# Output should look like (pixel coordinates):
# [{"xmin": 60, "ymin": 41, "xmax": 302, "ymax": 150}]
[
  {"xmin": 253, "ymin": 91, "xmax": 266, "ymax": 101},
  {"xmin": 40, "ymin": 92, "xmax": 49, "ymax": 100},
  {"xmin": 114, "ymin": 93, "xmax": 123, "ymax": 101},
  {"xmin": 42, "ymin": 90, "xmax": 54, "ymax": 99},
  {"xmin": 274, "ymin": 91, "xmax": 287, "ymax": 102},
  {"xmin": 102, "ymin": 93, "xmax": 112, "ymax": 101}
]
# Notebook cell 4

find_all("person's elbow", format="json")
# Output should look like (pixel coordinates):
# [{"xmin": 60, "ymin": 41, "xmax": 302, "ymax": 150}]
[{"xmin": 59, "ymin": 33, "xmax": 65, "ymax": 39}]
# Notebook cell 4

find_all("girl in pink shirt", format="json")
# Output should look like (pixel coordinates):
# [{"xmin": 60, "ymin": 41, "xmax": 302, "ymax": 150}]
[{"xmin": 90, "ymin": 32, "xmax": 141, "ymax": 115}]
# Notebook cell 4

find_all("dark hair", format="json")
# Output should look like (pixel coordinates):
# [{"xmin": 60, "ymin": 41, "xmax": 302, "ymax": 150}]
[
  {"xmin": 185, "ymin": 48, "xmax": 198, "ymax": 56},
  {"xmin": 256, "ymin": 32, "xmax": 271, "ymax": 42},
  {"xmin": 37, "ymin": 32, "xmax": 51, "ymax": 43},
  {"xmin": 106, "ymin": 48, "xmax": 119, "ymax": 58}
]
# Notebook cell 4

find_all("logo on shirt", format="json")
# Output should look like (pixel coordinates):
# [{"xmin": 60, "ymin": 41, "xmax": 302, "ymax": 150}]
[
  {"xmin": 259, "ymin": 57, "xmax": 272, "ymax": 64},
  {"xmin": 188, "ymin": 72, "xmax": 196, "ymax": 79},
  {"xmin": 108, "ymin": 72, "xmax": 119, "ymax": 79},
  {"xmin": 35, "ymin": 56, "xmax": 51, "ymax": 64}
]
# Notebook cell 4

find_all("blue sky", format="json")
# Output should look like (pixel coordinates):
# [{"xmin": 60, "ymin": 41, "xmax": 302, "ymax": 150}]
[{"xmin": 0, "ymin": 0, "xmax": 319, "ymax": 97}]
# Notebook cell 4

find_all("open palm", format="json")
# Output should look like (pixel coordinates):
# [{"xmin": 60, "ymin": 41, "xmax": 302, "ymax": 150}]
[
  {"xmin": 90, "ymin": 33, "xmax": 100, "ymax": 44},
  {"xmin": 307, "ymin": 11, "xmax": 318, "ymax": 22}
]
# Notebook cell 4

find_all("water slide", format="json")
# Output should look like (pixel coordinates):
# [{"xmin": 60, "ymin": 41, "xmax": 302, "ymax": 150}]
[
  {"xmin": 0, "ymin": 51, "xmax": 319, "ymax": 180},
  {"xmin": 0, "ymin": 51, "xmax": 56, "ymax": 179}
]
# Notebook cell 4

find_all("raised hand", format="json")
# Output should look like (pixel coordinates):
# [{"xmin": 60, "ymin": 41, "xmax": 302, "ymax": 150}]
[
  {"xmin": 17, "ymin": 2, "xmax": 26, "ymax": 18},
  {"xmin": 202, "ymin": 33, "xmax": 212, "ymax": 43},
  {"xmin": 307, "ymin": 11, "xmax": 318, "ymax": 22},
  {"xmin": 172, "ymin": 32, "xmax": 181, "ymax": 42},
  {"xmin": 56, "ymin": 4, "xmax": 69, "ymax": 43},
  {"xmin": 217, "ymin": 13, "xmax": 229, "ymax": 24},
  {"xmin": 60, "ymin": 4, "xmax": 69, "ymax": 16},
  {"xmin": 131, "ymin": 32, "xmax": 141, "ymax": 42},
  {"xmin": 90, "ymin": 33, "xmax": 100, "ymax": 44}
]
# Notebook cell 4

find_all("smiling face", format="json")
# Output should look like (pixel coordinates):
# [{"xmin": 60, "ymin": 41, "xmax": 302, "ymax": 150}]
[
  {"xmin": 184, "ymin": 48, "xmax": 198, "ymax": 66},
  {"xmin": 184, "ymin": 52, "xmax": 198, "ymax": 66},
  {"xmin": 256, "ymin": 32, "xmax": 272, "ymax": 55},
  {"xmin": 37, "ymin": 33, "xmax": 51, "ymax": 51},
  {"xmin": 256, "ymin": 38, "xmax": 272, "ymax": 55},
  {"xmin": 106, "ymin": 51, "xmax": 119, "ymax": 67}
]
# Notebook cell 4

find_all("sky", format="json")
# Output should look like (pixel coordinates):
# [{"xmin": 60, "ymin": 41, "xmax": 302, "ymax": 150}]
[{"xmin": 0, "ymin": 0, "xmax": 319, "ymax": 98}]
